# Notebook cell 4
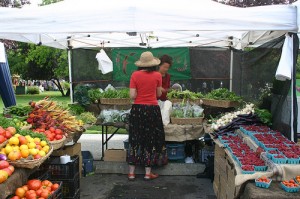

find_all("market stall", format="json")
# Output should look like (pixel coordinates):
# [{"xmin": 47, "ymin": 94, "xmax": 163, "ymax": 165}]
[{"xmin": 0, "ymin": 98, "xmax": 85, "ymax": 199}]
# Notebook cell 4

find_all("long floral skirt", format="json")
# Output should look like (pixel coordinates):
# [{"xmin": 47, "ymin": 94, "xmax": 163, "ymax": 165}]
[{"xmin": 127, "ymin": 104, "xmax": 168, "ymax": 167}]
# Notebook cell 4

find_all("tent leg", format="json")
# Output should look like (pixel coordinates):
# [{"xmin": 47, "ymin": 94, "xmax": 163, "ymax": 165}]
[
  {"xmin": 68, "ymin": 49, "xmax": 73, "ymax": 103},
  {"xmin": 291, "ymin": 77, "xmax": 294, "ymax": 142},
  {"xmin": 229, "ymin": 49, "xmax": 233, "ymax": 92}
]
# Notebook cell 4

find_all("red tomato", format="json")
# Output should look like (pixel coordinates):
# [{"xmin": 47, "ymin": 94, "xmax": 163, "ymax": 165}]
[
  {"xmin": 10, "ymin": 196, "xmax": 20, "ymax": 199},
  {"xmin": 36, "ymin": 189, "xmax": 42, "ymax": 197},
  {"xmin": 51, "ymin": 183, "xmax": 60, "ymax": 191},
  {"xmin": 25, "ymin": 190, "xmax": 37, "ymax": 199},
  {"xmin": 40, "ymin": 190, "xmax": 50, "ymax": 198},
  {"xmin": 5, "ymin": 131, "xmax": 12, "ymax": 139},
  {"xmin": 55, "ymin": 135, "xmax": 63, "ymax": 140},
  {"xmin": 55, "ymin": 129, "xmax": 63, "ymax": 135},
  {"xmin": 15, "ymin": 187, "xmax": 26, "ymax": 198},
  {"xmin": 42, "ymin": 180, "xmax": 53, "ymax": 187},
  {"xmin": 0, "ymin": 135, "xmax": 6, "ymax": 144},
  {"xmin": 27, "ymin": 179, "xmax": 42, "ymax": 190},
  {"xmin": 49, "ymin": 127, "xmax": 56, "ymax": 133}
]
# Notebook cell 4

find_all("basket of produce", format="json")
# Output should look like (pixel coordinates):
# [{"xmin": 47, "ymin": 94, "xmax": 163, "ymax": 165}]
[
  {"xmin": 49, "ymin": 136, "xmax": 66, "ymax": 151},
  {"xmin": 99, "ymin": 88, "xmax": 131, "ymax": 105},
  {"xmin": 167, "ymin": 90, "xmax": 203, "ymax": 105},
  {"xmin": 170, "ymin": 102, "xmax": 204, "ymax": 125},
  {"xmin": 3, "ymin": 130, "xmax": 53, "ymax": 169},
  {"xmin": 9, "ymin": 179, "xmax": 62, "ymax": 199},
  {"xmin": 203, "ymin": 88, "xmax": 242, "ymax": 108},
  {"xmin": 281, "ymin": 179, "xmax": 300, "ymax": 193},
  {"xmin": 255, "ymin": 176, "xmax": 272, "ymax": 189},
  {"xmin": 100, "ymin": 98, "xmax": 131, "ymax": 105}
]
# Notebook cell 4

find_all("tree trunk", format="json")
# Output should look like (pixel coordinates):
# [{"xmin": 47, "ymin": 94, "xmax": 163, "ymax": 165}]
[{"xmin": 51, "ymin": 78, "xmax": 65, "ymax": 96}]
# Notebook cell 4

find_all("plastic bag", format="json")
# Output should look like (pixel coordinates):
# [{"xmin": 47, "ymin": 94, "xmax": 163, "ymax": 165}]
[
  {"xmin": 192, "ymin": 104, "xmax": 204, "ymax": 117},
  {"xmin": 96, "ymin": 49, "xmax": 113, "ymax": 74},
  {"xmin": 159, "ymin": 100, "xmax": 172, "ymax": 126},
  {"xmin": 104, "ymin": 84, "xmax": 115, "ymax": 91}
]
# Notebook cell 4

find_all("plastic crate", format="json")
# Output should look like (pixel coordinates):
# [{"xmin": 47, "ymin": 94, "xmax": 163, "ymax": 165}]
[
  {"xmin": 255, "ymin": 179, "xmax": 272, "ymax": 189},
  {"xmin": 64, "ymin": 189, "xmax": 80, "ymax": 199},
  {"xmin": 199, "ymin": 148, "xmax": 214, "ymax": 163},
  {"xmin": 123, "ymin": 138, "xmax": 129, "ymax": 150},
  {"xmin": 166, "ymin": 143, "xmax": 185, "ymax": 160},
  {"xmin": 272, "ymin": 156, "xmax": 287, "ymax": 164},
  {"xmin": 51, "ymin": 172, "xmax": 80, "ymax": 198},
  {"xmin": 286, "ymin": 158, "xmax": 300, "ymax": 164},
  {"xmin": 281, "ymin": 182, "xmax": 300, "ymax": 193},
  {"xmin": 28, "ymin": 169, "xmax": 50, "ymax": 180},
  {"xmin": 48, "ymin": 181, "xmax": 63, "ymax": 199},
  {"xmin": 254, "ymin": 166, "xmax": 268, "ymax": 172},
  {"xmin": 42, "ymin": 155, "xmax": 79, "ymax": 179},
  {"xmin": 82, "ymin": 151, "xmax": 94, "ymax": 176}
]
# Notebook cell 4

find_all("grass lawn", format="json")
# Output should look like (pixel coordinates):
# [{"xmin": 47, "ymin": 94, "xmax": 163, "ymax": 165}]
[
  {"xmin": 0, "ymin": 91, "xmax": 70, "ymax": 111},
  {"xmin": 0, "ymin": 91, "xmax": 128, "ymax": 134}
]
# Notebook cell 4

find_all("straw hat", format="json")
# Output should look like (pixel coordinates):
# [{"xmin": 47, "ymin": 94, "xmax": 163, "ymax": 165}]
[{"xmin": 135, "ymin": 51, "xmax": 161, "ymax": 67}]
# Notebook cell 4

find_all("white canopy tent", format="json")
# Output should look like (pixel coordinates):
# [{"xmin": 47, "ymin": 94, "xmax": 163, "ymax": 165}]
[
  {"xmin": 0, "ymin": 0, "xmax": 297, "ymax": 49},
  {"xmin": 0, "ymin": 0, "xmax": 298, "ymax": 142}
]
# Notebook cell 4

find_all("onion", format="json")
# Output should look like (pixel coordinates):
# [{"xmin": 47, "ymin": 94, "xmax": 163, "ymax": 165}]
[{"xmin": 0, "ymin": 154, "xmax": 7, "ymax": 161}]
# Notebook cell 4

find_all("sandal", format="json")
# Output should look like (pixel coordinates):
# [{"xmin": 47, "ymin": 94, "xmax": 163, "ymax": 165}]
[
  {"xmin": 128, "ymin": 173, "xmax": 135, "ymax": 181},
  {"xmin": 144, "ymin": 173, "xmax": 159, "ymax": 181}
]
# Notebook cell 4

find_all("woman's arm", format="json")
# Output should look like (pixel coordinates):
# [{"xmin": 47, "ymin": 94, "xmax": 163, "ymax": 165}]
[
  {"xmin": 157, "ymin": 87, "xmax": 162, "ymax": 97},
  {"xmin": 130, "ymin": 88, "xmax": 137, "ymax": 100}
]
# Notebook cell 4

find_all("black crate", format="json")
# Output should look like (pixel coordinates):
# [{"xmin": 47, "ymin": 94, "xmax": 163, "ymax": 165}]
[
  {"xmin": 51, "ymin": 172, "xmax": 80, "ymax": 198},
  {"xmin": 48, "ymin": 181, "xmax": 63, "ymax": 199},
  {"xmin": 28, "ymin": 169, "xmax": 50, "ymax": 180},
  {"xmin": 64, "ymin": 189, "xmax": 80, "ymax": 199},
  {"xmin": 42, "ymin": 155, "xmax": 79, "ymax": 179}
]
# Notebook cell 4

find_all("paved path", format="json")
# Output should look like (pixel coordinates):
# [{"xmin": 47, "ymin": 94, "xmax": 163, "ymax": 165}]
[
  {"xmin": 79, "ymin": 134, "xmax": 128, "ymax": 160},
  {"xmin": 80, "ymin": 174, "xmax": 216, "ymax": 199}
]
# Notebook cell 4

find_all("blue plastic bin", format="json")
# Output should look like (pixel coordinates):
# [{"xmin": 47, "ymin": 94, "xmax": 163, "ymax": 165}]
[
  {"xmin": 166, "ymin": 143, "xmax": 185, "ymax": 160},
  {"xmin": 82, "ymin": 151, "xmax": 94, "ymax": 176}
]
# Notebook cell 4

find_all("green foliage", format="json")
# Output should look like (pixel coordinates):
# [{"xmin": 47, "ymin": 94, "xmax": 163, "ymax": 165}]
[
  {"xmin": 77, "ymin": 112, "xmax": 97, "ymax": 124},
  {"xmin": 68, "ymin": 103, "xmax": 86, "ymax": 115},
  {"xmin": 73, "ymin": 85, "xmax": 91, "ymax": 106},
  {"xmin": 40, "ymin": 0, "xmax": 64, "ymax": 6},
  {"xmin": 100, "ymin": 88, "xmax": 130, "ymax": 98},
  {"xmin": 205, "ymin": 88, "xmax": 242, "ymax": 101},
  {"xmin": 167, "ymin": 90, "xmax": 203, "ymax": 100},
  {"xmin": 27, "ymin": 86, "xmax": 40, "ymax": 95},
  {"xmin": 4, "ymin": 105, "xmax": 32, "ymax": 117},
  {"xmin": 61, "ymin": 81, "xmax": 70, "ymax": 90},
  {"xmin": 88, "ymin": 89, "xmax": 102, "ymax": 103},
  {"xmin": 255, "ymin": 108, "xmax": 272, "ymax": 126},
  {"xmin": 0, "ymin": 116, "xmax": 19, "ymax": 129}
]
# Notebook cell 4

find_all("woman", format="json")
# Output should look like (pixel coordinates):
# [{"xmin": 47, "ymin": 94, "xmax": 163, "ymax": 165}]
[
  {"xmin": 128, "ymin": 51, "xmax": 168, "ymax": 181},
  {"xmin": 158, "ymin": 55, "xmax": 172, "ymax": 101}
]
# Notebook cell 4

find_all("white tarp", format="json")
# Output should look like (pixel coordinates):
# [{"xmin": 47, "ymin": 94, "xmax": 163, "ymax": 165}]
[{"xmin": 0, "ymin": 0, "xmax": 297, "ymax": 49}]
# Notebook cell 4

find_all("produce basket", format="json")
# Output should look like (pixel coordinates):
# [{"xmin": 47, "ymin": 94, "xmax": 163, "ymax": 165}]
[
  {"xmin": 281, "ymin": 182, "xmax": 300, "ymax": 193},
  {"xmin": 0, "ymin": 140, "xmax": 8, "ymax": 149},
  {"xmin": 7, "ymin": 145, "xmax": 53, "ymax": 169},
  {"xmin": 255, "ymin": 179, "xmax": 272, "ymax": 189},
  {"xmin": 170, "ymin": 117, "xmax": 204, "ymax": 125},
  {"xmin": 202, "ymin": 99, "xmax": 240, "ymax": 108},
  {"xmin": 50, "ymin": 136, "xmax": 66, "ymax": 150},
  {"xmin": 100, "ymin": 98, "xmax": 131, "ymax": 105},
  {"xmin": 169, "ymin": 98, "xmax": 201, "ymax": 105}
]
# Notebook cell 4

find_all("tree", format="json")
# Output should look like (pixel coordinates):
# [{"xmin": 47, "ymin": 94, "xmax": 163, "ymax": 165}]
[
  {"xmin": 40, "ymin": 0, "xmax": 63, "ymax": 6},
  {"xmin": 8, "ymin": 43, "xmax": 69, "ymax": 96},
  {"xmin": 213, "ymin": 0, "xmax": 297, "ymax": 7}
]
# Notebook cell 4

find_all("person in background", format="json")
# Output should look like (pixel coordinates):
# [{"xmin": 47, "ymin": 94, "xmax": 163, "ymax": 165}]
[
  {"xmin": 158, "ymin": 55, "xmax": 172, "ymax": 101},
  {"xmin": 128, "ymin": 51, "xmax": 168, "ymax": 181}
]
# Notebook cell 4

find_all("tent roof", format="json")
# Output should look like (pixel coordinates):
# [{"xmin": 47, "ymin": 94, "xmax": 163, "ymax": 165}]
[{"xmin": 0, "ymin": 0, "xmax": 297, "ymax": 49}]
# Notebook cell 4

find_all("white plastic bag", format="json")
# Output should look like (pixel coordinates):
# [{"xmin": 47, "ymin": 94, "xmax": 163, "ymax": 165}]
[
  {"xmin": 104, "ymin": 84, "xmax": 115, "ymax": 91},
  {"xmin": 96, "ymin": 49, "xmax": 113, "ymax": 74},
  {"xmin": 159, "ymin": 100, "xmax": 172, "ymax": 126}
]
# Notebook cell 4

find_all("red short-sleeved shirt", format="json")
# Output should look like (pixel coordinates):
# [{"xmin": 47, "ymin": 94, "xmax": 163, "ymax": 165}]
[
  {"xmin": 158, "ymin": 73, "xmax": 170, "ymax": 101},
  {"xmin": 130, "ymin": 71, "xmax": 162, "ymax": 105}
]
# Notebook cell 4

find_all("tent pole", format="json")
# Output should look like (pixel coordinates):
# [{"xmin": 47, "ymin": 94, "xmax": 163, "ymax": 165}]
[
  {"xmin": 230, "ymin": 49, "xmax": 233, "ymax": 92},
  {"xmin": 68, "ymin": 49, "xmax": 73, "ymax": 103}
]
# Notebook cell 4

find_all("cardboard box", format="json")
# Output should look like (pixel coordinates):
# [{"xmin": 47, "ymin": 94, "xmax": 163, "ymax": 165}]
[
  {"xmin": 51, "ymin": 143, "xmax": 81, "ymax": 156},
  {"xmin": 104, "ymin": 149, "xmax": 127, "ymax": 162}
]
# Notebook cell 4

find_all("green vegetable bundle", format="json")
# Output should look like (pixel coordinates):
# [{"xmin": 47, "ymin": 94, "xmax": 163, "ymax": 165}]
[
  {"xmin": 205, "ymin": 88, "xmax": 242, "ymax": 101},
  {"xmin": 88, "ymin": 89, "xmax": 102, "ymax": 102},
  {"xmin": 4, "ymin": 105, "xmax": 33, "ymax": 117},
  {"xmin": 101, "ymin": 88, "xmax": 130, "ymax": 99},
  {"xmin": 167, "ymin": 90, "xmax": 203, "ymax": 100}
]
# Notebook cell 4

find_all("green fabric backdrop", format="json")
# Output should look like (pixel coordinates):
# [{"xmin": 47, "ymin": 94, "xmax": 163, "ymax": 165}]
[{"xmin": 112, "ymin": 48, "xmax": 191, "ymax": 81}]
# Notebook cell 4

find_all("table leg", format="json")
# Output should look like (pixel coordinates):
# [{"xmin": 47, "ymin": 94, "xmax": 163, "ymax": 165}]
[
  {"xmin": 106, "ymin": 126, "xmax": 108, "ymax": 150},
  {"xmin": 101, "ymin": 125, "xmax": 104, "ymax": 161}
]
